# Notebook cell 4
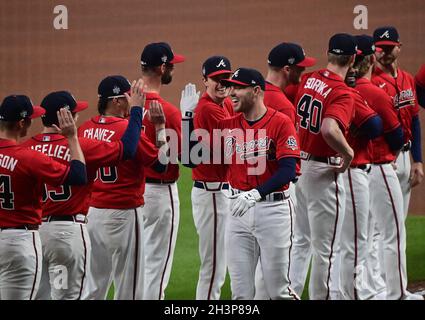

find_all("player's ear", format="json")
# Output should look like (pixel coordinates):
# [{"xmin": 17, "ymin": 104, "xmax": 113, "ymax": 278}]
[{"xmin": 159, "ymin": 64, "xmax": 166, "ymax": 75}]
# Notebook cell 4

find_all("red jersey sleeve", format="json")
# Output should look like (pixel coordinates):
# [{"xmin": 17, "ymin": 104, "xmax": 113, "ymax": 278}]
[
  {"xmin": 30, "ymin": 150, "xmax": 70, "ymax": 186},
  {"xmin": 351, "ymin": 91, "xmax": 376, "ymax": 128},
  {"xmin": 369, "ymin": 90, "xmax": 400, "ymax": 133},
  {"xmin": 138, "ymin": 134, "xmax": 159, "ymax": 167},
  {"xmin": 324, "ymin": 89, "xmax": 354, "ymax": 130},
  {"xmin": 275, "ymin": 118, "xmax": 301, "ymax": 160}
]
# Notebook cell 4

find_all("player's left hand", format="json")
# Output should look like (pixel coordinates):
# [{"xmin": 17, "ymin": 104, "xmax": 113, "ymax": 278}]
[
  {"xmin": 125, "ymin": 79, "xmax": 146, "ymax": 109},
  {"xmin": 410, "ymin": 162, "xmax": 424, "ymax": 187},
  {"xmin": 230, "ymin": 189, "xmax": 262, "ymax": 217},
  {"xmin": 54, "ymin": 108, "xmax": 77, "ymax": 138}
]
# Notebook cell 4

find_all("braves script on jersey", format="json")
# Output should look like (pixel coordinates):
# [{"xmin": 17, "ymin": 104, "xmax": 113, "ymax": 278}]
[
  {"xmin": 143, "ymin": 92, "xmax": 182, "ymax": 181},
  {"xmin": 22, "ymin": 134, "xmax": 124, "ymax": 216},
  {"xmin": 0, "ymin": 139, "xmax": 69, "ymax": 227},
  {"xmin": 193, "ymin": 93, "xmax": 233, "ymax": 182},
  {"xmin": 372, "ymin": 67, "xmax": 419, "ymax": 143},
  {"xmin": 355, "ymin": 77, "xmax": 400, "ymax": 164},
  {"xmin": 295, "ymin": 69, "xmax": 354, "ymax": 156},
  {"xmin": 78, "ymin": 116, "xmax": 158, "ymax": 209},
  {"xmin": 347, "ymin": 89, "xmax": 376, "ymax": 166},
  {"xmin": 218, "ymin": 108, "xmax": 300, "ymax": 191}
]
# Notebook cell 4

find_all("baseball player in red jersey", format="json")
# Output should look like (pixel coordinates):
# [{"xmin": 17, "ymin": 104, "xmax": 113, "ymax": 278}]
[
  {"xmin": 21, "ymin": 83, "xmax": 147, "ymax": 300},
  {"xmin": 415, "ymin": 64, "xmax": 425, "ymax": 108},
  {"xmin": 0, "ymin": 95, "xmax": 87, "ymax": 300},
  {"xmin": 80, "ymin": 76, "xmax": 166, "ymax": 300},
  {"xmin": 181, "ymin": 56, "xmax": 233, "ymax": 300},
  {"xmin": 253, "ymin": 42, "xmax": 316, "ymax": 300},
  {"xmin": 293, "ymin": 34, "xmax": 358, "ymax": 300},
  {"xmin": 372, "ymin": 26, "xmax": 423, "ymax": 218},
  {"xmin": 218, "ymin": 68, "xmax": 300, "ymax": 300},
  {"xmin": 139, "ymin": 42, "xmax": 184, "ymax": 300}
]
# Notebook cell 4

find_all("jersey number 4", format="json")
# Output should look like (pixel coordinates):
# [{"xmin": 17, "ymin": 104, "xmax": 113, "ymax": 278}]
[
  {"xmin": 297, "ymin": 94, "xmax": 323, "ymax": 134},
  {"xmin": 0, "ymin": 175, "xmax": 14, "ymax": 210}
]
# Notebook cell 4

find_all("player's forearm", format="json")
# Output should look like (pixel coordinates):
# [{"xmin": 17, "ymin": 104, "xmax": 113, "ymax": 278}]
[
  {"xmin": 321, "ymin": 118, "xmax": 353, "ymax": 157},
  {"xmin": 181, "ymin": 118, "xmax": 201, "ymax": 168},
  {"xmin": 411, "ymin": 115, "xmax": 422, "ymax": 162},
  {"xmin": 120, "ymin": 106, "xmax": 144, "ymax": 160},
  {"xmin": 256, "ymin": 158, "xmax": 297, "ymax": 197},
  {"xmin": 67, "ymin": 136, "xmax": 86, "ymax": 164}
]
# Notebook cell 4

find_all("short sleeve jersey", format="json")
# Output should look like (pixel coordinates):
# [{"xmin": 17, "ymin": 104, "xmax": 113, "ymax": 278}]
[
  {"xmin": 22, "ymin": 134, "xmax": 123, "ymax": 216},
  {"xmin": 264, "ymin": 82, "xmax": 296, "ymax": 124},
  {"xmin": 78, "ymin": 116, "xmax": 158, "ymax": 209},
  {"xmin": 218, "ymin": 108, "xmax": 300, "ymax": 191},
  {"xmin": 295, "ymin": 69, "xmax": 355, "ymax": 157},
  {"xmin": 0, "ymin": 139, "xmax": 69, "ymax": 227}
]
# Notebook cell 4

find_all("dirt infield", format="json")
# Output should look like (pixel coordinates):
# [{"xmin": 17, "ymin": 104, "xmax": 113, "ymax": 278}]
[{"xmin": 1, "ymin": 0, "xmax": 424, "ymax": 213}]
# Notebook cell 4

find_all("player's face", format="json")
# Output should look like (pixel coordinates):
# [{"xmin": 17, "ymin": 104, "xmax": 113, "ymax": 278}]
[
  {"xmin": 204, "ymin": 73, "xmax": 231, "ymax": 103},
  {"xmin": 288, "ymin": 65, "xmax": 306, "ymax": 85},
  {"xmin": 375, "ymin": 45, "xmax": 401, "ymax": 66},
  {"xmin": 161, "ymin": 63, "xmax": 174, "ymax": 85},
  {"xmin": 229, "ymin": 85, "xmax": 255, "ymax": 113}
]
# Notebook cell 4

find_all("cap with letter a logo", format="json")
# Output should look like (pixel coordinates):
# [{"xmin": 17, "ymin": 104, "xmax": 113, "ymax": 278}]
[
  {"xmin": 202, "ymin": 55, "xmax": 232, "ymax": 78},
  {"xmin": 220, "ymin": 67, "xmax": 266, "ymax": 90},
  {"xmin": 373, "ymin": 26, "xmax": 401, "ymax": 46}
]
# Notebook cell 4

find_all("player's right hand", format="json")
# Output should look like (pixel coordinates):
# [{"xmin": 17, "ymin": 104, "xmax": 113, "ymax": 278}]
[
  {"xmin": 335, "ymin": 148, "xmax": 354, "ymax": 173},
  {"xmin": 54, "ymin": 108, "xmax": 77, "ymax": 138},
  {"xmin": 125, "ymin": 79, "xmax": 146, "ymax": 109},
  {"xmin": 180, "ymin": 83, "xmax": 200, "ymax": 118}
]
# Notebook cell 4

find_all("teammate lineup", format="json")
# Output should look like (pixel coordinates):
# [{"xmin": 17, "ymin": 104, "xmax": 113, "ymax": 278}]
[{"xmin": 0, "ymin": 26, "xmax": 425, "ymax": 300}]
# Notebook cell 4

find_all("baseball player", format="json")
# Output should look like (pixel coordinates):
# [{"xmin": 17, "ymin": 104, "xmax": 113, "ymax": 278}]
[
  {"xmin": 80, "ymin": 76, "xmax": 167, "ymax": 300},
  {"xmin": 139, "ymin": 42, "xmax": 183, "ymax": 300},
  {"xmin": 217, "ymin": 67, "xmax": 300, "ymax": 300},
  {"xmin": 415, "ymin": 64, "xmax": 425, "ymax": 108},
  {"xmin": 293, "ymin": 33, "xmax": 358, "ymax": 300},
  {"xmin": 184, "ymin": 56, "xmax": 233, "ymax": 300},
  {"xmin": 0, "ymin": 95, "xmax": 86, "ymax": 300},
  {"xmin": 254, "ymin": 42, "xmax": 316, "ymax": 299},
  {"xmin": 21, "ymin": 83, "xmax": 147, "ymax": 300},
  {"xmin": 371, "ymin": 26, "xmax": 423, "ymax": 218},
  {"xmin": 338, "ymin": 36, "xmax": 387, "ymax": 300}
]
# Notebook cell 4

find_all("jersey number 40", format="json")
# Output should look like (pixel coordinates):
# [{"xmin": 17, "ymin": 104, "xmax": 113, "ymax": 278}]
[{"xmin": 297, "ymin": 94, "xmax": 323, "ymax": 134}]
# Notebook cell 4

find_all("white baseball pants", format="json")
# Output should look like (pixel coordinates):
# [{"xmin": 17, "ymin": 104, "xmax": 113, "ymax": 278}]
[{"xmin": 395, "ymin": 150, "xmax": 411, "ymax": 218}]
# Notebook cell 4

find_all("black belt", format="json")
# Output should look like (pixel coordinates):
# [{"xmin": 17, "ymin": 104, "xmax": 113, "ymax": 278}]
[
  {"xmin": 42, "ymin": 214, "xmax": 87, "ymax": 223},
  {"xmin": 0, "ymin": 224, "xmax": 39, "ymax": 231},
  {"xmin": 194, "ymin": 181, "xmax": 229, "ymax": 191},
  {"xmin": 301, "ymin": 152, "xmax": 342, "ymax": 166},
  {"xmin": 401, "ymin": 141, "xmax": 411, "ymax": 152},
  {"xmin": 260, "ymin": 193, "xmax": 289, "ymax": 202},
  {"xmin": 351, "ymin": 164, "xmax": 372, "ymax": 173},
  {"xmin": 146, "ymin": 178, "xmax": 176, "ymax": 184}
]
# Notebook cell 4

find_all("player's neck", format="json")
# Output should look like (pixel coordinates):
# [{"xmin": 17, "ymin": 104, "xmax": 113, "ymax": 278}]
[
  {"xmin": 0, "ymin": 130, "xmax": 19, "ymax": 142},
  {"xmin": 42, "ymin": 127, "xmax": 58, "ymax": 134},
  {"xmin": 326, "ymin": 63, "xmax": 349, "ymax": 81},
  {"xmin": 142, "ymin": 76, "xmax": 161, "ymax": 94},
  {"xmin": 362, "ymin": 67, "xmax": 373, "ymax": 81},
  {"xmin": 243, "ymin": 102, "xmax": 267, "ymax": 121},
  {"xmin": 377, "ymin": 61, "xmax": 398, "ymax": 77},
  {"xmin": 266, "ymin": 72, "xmax": 287, "ymax": 91}
]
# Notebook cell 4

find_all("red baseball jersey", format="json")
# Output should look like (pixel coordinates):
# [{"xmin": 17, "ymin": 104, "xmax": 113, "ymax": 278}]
[
  {"xmin": 347, "ymin": 89, "xmax": 376, "ymax": 166},
  {"xmin": 22, "ymin": 134, "xmax": 123, "ymax": 216},
  {"xmin": 143, "ymin": 92, "xmax": 181, "ymax": 181},
  {"xmin": 284, "ymin": 72, "xmax": 314, "ymax": 105},
  {"xmin": 264, "ymin": 82, "xmax": 296, "ymax": 123},
  {"xmin": 295, "ymin": 69, "xmax": 355, "ymax": 157},
  {"xmin": 218, "ymin": 108, "xmax": 300, "ymax": 191},
  {"xmin": 78, "ymin": 115, "xmax": 158, "ymax": 209},
  {"xmin": 0, "ymin": 139, "xmax": 69, "ymax": 227},
  {"xmin": 192, "ymin": 93, "xmax": 233, "ymax": 182},
  {"xmin": 372, "ymin": 67, "xmax": 419, "ymax": 143},
  {"xmin": 355, "ymin": 77, "xmax": 400, "ymax": 163},
  {"xmin": 416, "ymin": 64, "xmax": 425, "ymax": 87}
]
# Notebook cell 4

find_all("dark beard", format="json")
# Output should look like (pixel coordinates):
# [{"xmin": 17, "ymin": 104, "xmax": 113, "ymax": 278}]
[{"xmin": 161, "ymin": 73, "xmax": 172, "ymax": 85}]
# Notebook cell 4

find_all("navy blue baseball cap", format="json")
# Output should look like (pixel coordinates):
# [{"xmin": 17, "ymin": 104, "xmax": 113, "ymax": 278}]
[
  {"xmin": 328, "ymin": 33, "xmax": 362, "ymax": 55},
  {"xmin": 355, "ymin": 35, "xmax": 383, "ymax": 56},
  {"xmin": 268, "ymin": 43, "xmax": 316, "ymax": 68},
  {"xmin": 41, "ymin": 91, "xmax": 88, "ymax": 124},
  {"xmin": 202, "ymin": 56, "xmax": 232, "ymax": 78},
  {"xmin": 141, "ymin": 42, "xmax": 185, "ymax": 67},
  {"xmin": 220, "ymin": 68, "xmax": 265, "ymax": 91},
  {"xmin": 0, "ymin": 95, "xmax": 45, "ymax": 121},
  {"xmin": 373, "ymin": 26, "xmax": 400, "ymax": 46},
  {"xmin": 98, "ymin": 75, "xmax": 131, "ymax": 99}
]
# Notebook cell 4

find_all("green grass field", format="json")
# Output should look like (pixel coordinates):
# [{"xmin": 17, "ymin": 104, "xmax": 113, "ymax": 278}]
[{"xmin": 108, "ymin": 165, "xmax": 425, "ymax": 299}]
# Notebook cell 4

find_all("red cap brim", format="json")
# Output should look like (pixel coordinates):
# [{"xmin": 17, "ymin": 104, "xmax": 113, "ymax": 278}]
[
  {"xmin": 375, "ymin": 47, "xmax": 383, "ymax": 53},
  {"xmin": 31, "ymin": 106, "xmax": 46, "ymax": 119},
  {"xmin": 170, "ymin": 54, "xmax": 185, "ymax": 64},
  {"xmin": 221, "ymin": 79, "xmax": 250, "ymax": 87},
  {"xmin": 375, "ymin": 40, "xmax": 400, "ymax": 46},
  {"xmin": 357, "ymin": 49, "xmax": 363, "ymax": 55},
  {"xmin": 73, "ymin": 101, "xmax": 89, "ymax": 113},
  {"xmin": 297, "ymin": 56, "xmax": 316, "ymax": 67},
  {"xmin": 208, "ymin": 69, "xmax": 233, "ymax": 78}
]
